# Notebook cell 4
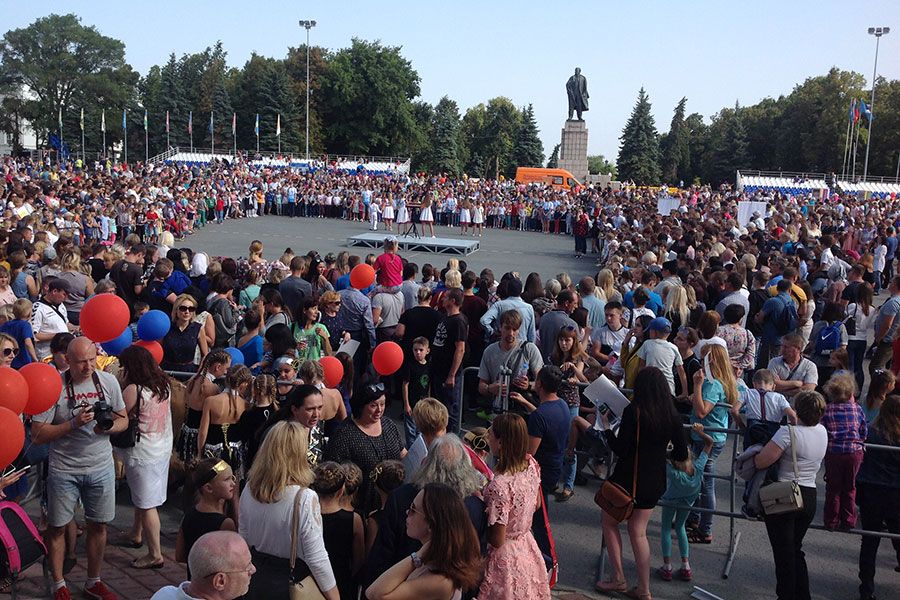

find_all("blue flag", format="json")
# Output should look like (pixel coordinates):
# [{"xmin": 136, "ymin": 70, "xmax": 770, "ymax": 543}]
[
  {"xmin": 208, "ymin": 112, "xmax": 214, "ymax": 134},
  {"xmin": 122, "ymin": 109, "xmax": 127, "ymax": 130},
  {"xmin": 254, "ymin": 113, "xmax": 259, "ymax": 137},
  {"xmin": 860, "ymin": 99, "xmax": 873, "ymax": 122}
]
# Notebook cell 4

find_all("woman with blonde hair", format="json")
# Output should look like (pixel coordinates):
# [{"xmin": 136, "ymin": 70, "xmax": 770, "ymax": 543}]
[
  {"xmin": 596, "ymin": 268, "xmax": 622, "ymax": 303},
  {"xmin": 240, "ymin": 421, "xmax": 339, "ymax": 600},
  {"xmin": 161, "ymin": 294, "xmax": 209, "ymax": 372},
  {"xmin": 663, "ymin": 285, "xmax": 690, "ymax": 338},
  {"xmin": 57, "ymin": 249, "xmax": 95, "ymax": 325}
]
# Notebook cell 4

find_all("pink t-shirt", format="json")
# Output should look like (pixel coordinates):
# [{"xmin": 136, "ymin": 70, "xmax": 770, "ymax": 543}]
[{"xmin": 374, "ymin": 252, "xmax": 402, "ymax": 287}]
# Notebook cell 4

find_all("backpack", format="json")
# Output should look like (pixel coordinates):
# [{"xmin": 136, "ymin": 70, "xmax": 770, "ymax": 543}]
[
  {"xmin": 814, "ymin": 321, "xmax": 843, "ymax": 356},
  {"xmin": 775, "ymin": 296, "xmax": 799, "ymax": 336},
  {"xmin": 0, "ymin": 501, "xmax": 47, "ymax": 589}
]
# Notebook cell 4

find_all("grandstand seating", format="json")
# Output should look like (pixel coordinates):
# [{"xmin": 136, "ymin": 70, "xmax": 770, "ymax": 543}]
[
  {"xmin": 158, "ymin": 149, "xmax": 411, "ymax": 176},
  {"xmin": 737, "ymin": 171, "xmax": 900, "ymax": 199}
]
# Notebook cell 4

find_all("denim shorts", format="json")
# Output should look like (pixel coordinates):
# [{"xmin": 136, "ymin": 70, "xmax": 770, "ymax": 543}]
[{"xmin": 46, "ymin": 466, "xmax": 116, "ymax": 527}]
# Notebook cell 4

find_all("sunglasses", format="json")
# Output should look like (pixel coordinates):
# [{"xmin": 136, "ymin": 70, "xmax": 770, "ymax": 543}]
[
  {"xmin": 365, "ymin": 382, "xmax": 385, "ymax": 396},
  {"xmin": 178, "ymin": 305, "xmax": 197, "ymax": 313},
  {"xmin": 2, "ymin": 347, "xmax": 19, "ymax": 357}
]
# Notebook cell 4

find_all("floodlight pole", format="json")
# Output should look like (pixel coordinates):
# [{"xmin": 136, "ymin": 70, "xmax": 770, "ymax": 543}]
[
  {"xmin": 299, "ymin": 19, "xmax": 317, "ymax": 161},
  {"xmin": 863, "ymin": 26, "xmax": 890, "ymax": 180}
]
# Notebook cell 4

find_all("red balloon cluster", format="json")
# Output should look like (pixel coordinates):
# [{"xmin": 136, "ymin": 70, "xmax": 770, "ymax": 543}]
[
  {"xmin": 319, "ymin": 356, "xmax": 344, "ymax": 388},
  {"xmin": 349, "ymin": 264, "xmax": 376, "ymax": 290},
  {"xmin": 134, "ymin": 340, "xmax": 164, "ymax": 364},
  {"xmin": 0, "ymin": 363, "xmax": 64, "ymax": 469},
  {"xmin": 372, "ymin": 341, "xmax": 403, "ymax": 376},
  {"xmin": 80, "ymin": 294, "xmax": 130, "ymax": 343}
]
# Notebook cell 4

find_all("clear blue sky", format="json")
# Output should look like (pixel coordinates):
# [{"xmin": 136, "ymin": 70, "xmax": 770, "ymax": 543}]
[{"xmin": 6, "ymin": 1, "xmax": 900, "ymax": 161}]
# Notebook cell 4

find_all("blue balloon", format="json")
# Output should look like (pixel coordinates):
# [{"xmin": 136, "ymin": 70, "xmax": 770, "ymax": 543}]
[
  {"xmin": 224, "ymin": 347, "xmax": 244, "ymax": 366},
  {"xmin": 100, "ymin": 327, "xmax": 133, "ymax": 356},
  {"xmin": 137, "ymin": 310, "xmax": 171, "ymax": 342}
]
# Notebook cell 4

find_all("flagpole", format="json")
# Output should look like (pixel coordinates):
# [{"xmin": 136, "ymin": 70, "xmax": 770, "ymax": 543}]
[
  {"xmin": 189, "ymin": 111, "xmax": 194, "ymax": 153},
  {"xmin": 81, "ymin": 108, "xmax": 85, "ymax": 163},
  {"xmin": 145, "ymin": 115, "xmax": 149, "ymax": 163},
  {"xmin": 852, "ymin": 117, "xmax": 861, "ymax": 179},
  {"xmin": 841, "ymin": 100, "xmax": 853, "ymax": 180},
  {"xmin": 59, "ymin": 108, "xmax": 63, "ymax": 163},
  {"xmin": 166, "ymin": 110, "xmax": 170, "ymax": 150},
  {"xmin": 102, "ymin": 109, "xmax": 106, "ymax": 158},
  {"xmin": 233, "ymin": 113, "xmax": 236, "ymax": 156}
]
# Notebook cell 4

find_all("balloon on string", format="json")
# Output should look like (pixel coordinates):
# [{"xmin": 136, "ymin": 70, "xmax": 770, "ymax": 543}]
[
  {"xmin": 0, "ymin": 367, "xmax": 28, "ymax": 414},
  {"xmin": 80, "ymin": 294, "xmax": 130, "ymax": 343},
  {"xmin": 319, "ymin": 356, "xmax": 344, "ymax": 388},
  {"xmin": 349, "ymin": 264, "xmax": 376, "ymax": 290},
  {"xmin": 133, "ymin": 340, "xmax": 164, "ymax": 364},
  {"xmin": 224, "ymin": 347, "xmax": 244, "ymax": 366},
  {"xmin": 0, "ymin": 407, "xmax": 24, "ymax": 470},
  {"xmin": 137, "ymin": 310, "xmax": 171, "ymax": 342},
  {"xmin": 100, "ymin": 327, "xmax": 133, "ymax": 356},
  {"xmin": 372, "ymin": 341, "xmax": 403, "ymax": 376},
  {"xmin": 20, "ymin": 362, "xmax": 63, "ymax": 416}
]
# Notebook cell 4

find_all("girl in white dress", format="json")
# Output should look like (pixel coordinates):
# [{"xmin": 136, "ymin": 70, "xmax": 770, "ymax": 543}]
[
  {"xmin": 382, "ymin": 196, "xmax": 395, "ymax": 231},
  {"xmin": 459, "ymin": 200, "xmax": 471, "ymax": 236},
  {"xmin": 420, "ymin": 197, "xmax": 435, "ymax": 237},
  {"xmin": 472, "ymin": 201, "xmax": 484, "ymax": 237},
  {"xmin": 396, "ymin": 197, "xmax": 409, "ymax": 225}
]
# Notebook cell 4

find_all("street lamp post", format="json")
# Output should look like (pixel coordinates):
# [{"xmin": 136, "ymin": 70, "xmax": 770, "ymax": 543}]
[
  {"xmin": 863, "ymin": 26, "xmax": 890, "ymax": 180},
  {"xmin": 299, "ymin": 19, "xmax": 317, "ymax": 162}
]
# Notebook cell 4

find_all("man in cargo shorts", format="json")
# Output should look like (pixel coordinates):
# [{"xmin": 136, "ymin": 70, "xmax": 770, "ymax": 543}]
[{"xmin": 32, "ymin": 337, "xmax": 128, "ymax": 600}]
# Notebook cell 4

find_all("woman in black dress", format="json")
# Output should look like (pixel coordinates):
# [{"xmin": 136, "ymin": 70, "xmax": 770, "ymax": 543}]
[
  {"xmin": 312, "ymin": 462, "xmax": 365, "ymax": 600},
  {"xmin": 596, "ymin": 367, "xmax": 688, "ymax": 600},
  {"xmin": 161, "ymin": 293, "xmax": 208, "ymax": 372}
]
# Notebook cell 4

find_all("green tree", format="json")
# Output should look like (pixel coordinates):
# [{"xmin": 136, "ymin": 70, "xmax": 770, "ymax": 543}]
[
  {"xmin": 742, "ymin": 96, "xmax": 784, "ymax": 170},
  {"xmin": 513, "ymin": 103, "xmax": 544, "ymax": 168},
  {"xmin": 704, "ymin": 103, "xmax": 750, "ymax": 185},
  {"xmin": 684, "ymin": 113, "xmax": 708, "ymax": 185},
  {"xmin": 617, "ymin": 88, "xmax": 661, "ymax": 184},
  {"xmin": 864, "ymin": 77, "xmax": 900, "ymax": 176},
  {"xmin": 459, "ymin": 103, "xmax": 488, "ymax": 175},
  {"xmin": 0, "ymin": 13, "xmax": 138, "ymax": 153},
  {"xmin": 587, "ymin": 155, "xmax": 617, "ymax": 177},
  {"xmin": 430, "ymin": 96, "xmax": 461, "ymax": 174},
  {"xmin": 259, "ymin": 63, "xmax": 299, "ymax": 153},
  {"xmin": 409, "ymin": 100, "xmax": 434, "ymax": 172},
  {"xmin": 547, "ymin": 143, "xmax": 560, "ymax": 168},
  {"xmin": 482, "ymin": 97, "xmax": 521, "ymax": 178},
  {"xmin": 230, "ymin": 53, "xmax": 278, "ymax": 152},
  {"xmin": 320, "ymin": 38, "xmax": 421, "ymax": 156},
  {"xmin": 285, "ymin": 45, "xmax": 329, "ymax": 156},
  {"xmin": 660, "ymin": 97, "xmax": 690, "ymax": 183}
]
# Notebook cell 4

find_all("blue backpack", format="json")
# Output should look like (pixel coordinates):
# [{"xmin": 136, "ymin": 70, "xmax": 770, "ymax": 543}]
[
  {"xmin": 775, "ymin": 296, "xmax": 799, "ymax": 336},
  {"xmin": 814, "ymin": 321, "xmax": 843, "ymax": 355}
]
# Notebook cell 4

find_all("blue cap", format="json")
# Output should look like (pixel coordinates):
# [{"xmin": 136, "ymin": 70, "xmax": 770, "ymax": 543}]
[{"xmin": 647, "ymin": 317, "xmax": 672, "ymax": 333}]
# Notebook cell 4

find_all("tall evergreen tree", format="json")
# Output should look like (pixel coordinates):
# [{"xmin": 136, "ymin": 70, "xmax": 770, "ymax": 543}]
[
  {"xmin": 547, "ymin": 144, "xmax": 560, "ymax": 168},
  {"xmin": 617, "ymin": 88, "xmax": 661, "ymax": 184},
  {"xmin": 513, "ymin": 103, "xmax": 544, "ymax": 168},
  {"xmin": 431, "ymin": 96, "xmax": 461, "ymax": 174},
  {"xmin": 260, "ymin": 63, "xmax": 299, "ymax": 152},
  {"xmin": 660, "ymin": 97, "xmax": 690, "ymax": 184},
  {"xmin": 707, "ymin": 102, "xmax": 750, "ymax": 184}
]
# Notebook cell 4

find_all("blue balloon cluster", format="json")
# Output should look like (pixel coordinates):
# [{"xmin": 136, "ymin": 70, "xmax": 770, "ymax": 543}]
[
  {"xmin": 224, "ymin": 347, "xmax": 245, "ymax": 366},
  {"xmin": 100, "ymin": 328, "xmax": 133, "ymax": 356},
  {"xmin": 137, "ymin": 310, "xmax": 171, "ymax": 342}
]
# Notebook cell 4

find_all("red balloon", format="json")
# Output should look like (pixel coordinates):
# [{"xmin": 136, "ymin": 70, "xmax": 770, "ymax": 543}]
[
  {"xmin": 372, "ymin": 341, "xmax": 403, "ymax": 376},
  {"xmin": 0, "ymin": 367, "xmax": 28, "ymax": 414},
  {"xmin": 319, "ymin": 356, "xmax": 344, "ymax": 388},
  {"xmin": 20, "ymin": 362, "xmax": 63, "ymax": 416},
  {"xmin": 80, "ymin": 294, "xmax": 130, "ymax": 343},
  {"xmin": 134, "ymin": 340, "xmax": 164, "ymax": 364},
  {"xmin": 349, "ymin": 264, "xmax": 376, "ymax": 290},
  {"xmin": 0, "ymin": 407, "xmax": 24, "ymax": 470}
]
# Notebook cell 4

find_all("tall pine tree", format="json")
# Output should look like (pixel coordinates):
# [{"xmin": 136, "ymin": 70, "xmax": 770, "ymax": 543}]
[
  {"xmin": 431, "ymin": 96, "xmax": 461, "ymax": 174},
  {"xmin": 513, "ymin": 103, "xmax": 544, "ymax": 168},
  {"xmin": 547, "ymin": 144, "xmax": 560, "ymax": 168},
  {"xmin": 617, "ymin": 88, "xmax": 661, "ymax": 184},
  {"xmin": 660, "ymin": 97, "xmax": 690, "ymax": 184}
]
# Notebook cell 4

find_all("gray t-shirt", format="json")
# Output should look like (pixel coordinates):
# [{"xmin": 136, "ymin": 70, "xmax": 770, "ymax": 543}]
[
  {"xmin": 32, "ymin": 370, "xmax": 125, "ymax": 474},
  {"xmin": 767, "ymin": 356, "xmax": 818, "ymax": 391},
  {"xmin": 636, "ymin": 338, "xmax": 683, "ymax": 394},
  {"xmin": 372, "ymin": 290, "xmax": 404, "ymax": 329},
  {"xmin": 875, "ymin": 295, "xmax": 900, "ymax": 342},
  {"xmin": 400, "ymin": 280, "xmax": 421, "ymax": 311},
  {"xmin": 478, "ymin": 340, "xmax": 544, "ymax": 384},
  {"xmin": 279, "ymin": 276, "xmax": 313, "ymax": 315}
]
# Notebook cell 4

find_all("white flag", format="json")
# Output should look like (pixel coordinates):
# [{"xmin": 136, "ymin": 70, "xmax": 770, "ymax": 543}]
[{"xmin": 276, "ymin": 114, "xmax": 281, "ymax": 137}]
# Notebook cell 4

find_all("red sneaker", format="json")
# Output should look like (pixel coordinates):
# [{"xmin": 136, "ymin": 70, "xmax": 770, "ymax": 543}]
[
  {"xmin": 84, "ymin": 581, "xmax": 118, "ymax": 600},
  {"xmin": 54, "ymin": 587, "xmax": 71, "ymax": 600}
]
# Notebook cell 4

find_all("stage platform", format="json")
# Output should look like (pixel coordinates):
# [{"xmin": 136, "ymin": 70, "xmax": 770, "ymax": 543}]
[{"xmin": 347, "ymin": 232, "xmax": 479, "ymax": 255}]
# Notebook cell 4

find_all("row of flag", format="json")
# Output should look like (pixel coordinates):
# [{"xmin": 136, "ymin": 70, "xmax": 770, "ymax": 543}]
[
  {"xmin": 848, "ymin": 98, "xmax": 874, "ymax": 124},
  {"xmin": 57, "ymin": 108, "xmax": 282, "ymax": 137}
]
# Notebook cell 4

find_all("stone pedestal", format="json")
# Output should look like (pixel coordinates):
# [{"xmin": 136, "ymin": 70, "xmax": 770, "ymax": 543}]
[{"xmin": 558, "ymin": 120, "xmax": 589, "ymax": 182}]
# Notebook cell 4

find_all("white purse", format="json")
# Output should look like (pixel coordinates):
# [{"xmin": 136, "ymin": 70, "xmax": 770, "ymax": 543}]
[{"xmin": 758, "ymin": 425, "xmax": 804, "ymax": 515}]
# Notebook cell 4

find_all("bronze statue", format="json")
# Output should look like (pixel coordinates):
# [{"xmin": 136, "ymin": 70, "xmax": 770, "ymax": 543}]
[{"xmin": 566, "ymin": 67, "xmax": 589, "ymax": 121}]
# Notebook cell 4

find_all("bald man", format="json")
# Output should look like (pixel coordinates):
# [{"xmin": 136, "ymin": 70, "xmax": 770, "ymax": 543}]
[
  {"xmin": 32, "ymin": 337, "xmax": 128, "ymax": 600},
  {"xmin": 151, "ymin": 532, "xmax": 255, "ymax": 600}
]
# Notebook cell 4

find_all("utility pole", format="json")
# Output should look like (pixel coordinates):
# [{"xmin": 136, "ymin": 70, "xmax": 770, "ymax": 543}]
[
  {"xmin": 299, "ymin": 19, "xmax": 317, "ymax": 161},
  {"xmin": 863, "ymin": 26, "xmax": 890, "ymax": 179}
]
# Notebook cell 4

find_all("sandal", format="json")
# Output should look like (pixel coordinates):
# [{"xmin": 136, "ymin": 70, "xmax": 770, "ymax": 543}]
[
  {"xmin": 679, "ymin": 567, "xmax": 693, "ymax": 581},
  {"xmin": 687, "ymin": 530, "xmax": 712, "ymax": 544},
  {"xmin": 657, "ymin": 566, "xmax": 672, "ymax": 581},
  {"xmin": 130, "ymin": 557, "xmax": 164, "ymax": 570},
  {"xmin": 555, "ymin": 488, "xmax": 575, "ymax": 502},
  {"xmin": 595, "ymin": 578, "xmax": 628, "ymax": 593},
  {"xmin": 624, "ymin": 587, "xmax": 652, "ymax": 600}
]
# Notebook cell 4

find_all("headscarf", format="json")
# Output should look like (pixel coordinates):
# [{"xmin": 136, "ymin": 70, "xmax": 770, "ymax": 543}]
[{"xmin": 190, "ymin": 252, "xmax": 209, "ymax": 277}]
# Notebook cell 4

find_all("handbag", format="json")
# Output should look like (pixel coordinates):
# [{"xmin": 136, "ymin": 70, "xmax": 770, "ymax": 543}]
[
  {"xmin": 111, "ymin": 386, "xmax": 141, "ymax": 449},
  {"xmin": 758, "ymin": 425, "xmax": 804, "ymax": 515},
  {"xmin": 288, "ymin": 489, "xmax": 326, "ymax": 600},
  {"xmin": 594, "ymin": 409, "xmax": 640, "ymax": 522},
  {"xmin": 539, "ymin": 487, "xmax": 559, "ymax": 588}
]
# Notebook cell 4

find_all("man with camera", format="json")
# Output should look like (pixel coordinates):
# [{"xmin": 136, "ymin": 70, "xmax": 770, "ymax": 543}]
[{"xmin": 32, "ymin": 336, "xmax": 128, "ymax": 600}]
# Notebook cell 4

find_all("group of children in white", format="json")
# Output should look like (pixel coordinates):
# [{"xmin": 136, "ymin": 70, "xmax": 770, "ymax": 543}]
[{"xmin": 364, "ymin": 193, "xmax": 486, "ymax": 237}]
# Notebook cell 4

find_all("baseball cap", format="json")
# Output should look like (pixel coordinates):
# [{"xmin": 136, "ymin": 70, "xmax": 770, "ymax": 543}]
[
  {"xmin": 646, "ymin": 317, "xmax": 672, "ymax": 333},
  {"xmin": 43, "ymin": 246, "xmax": 57, "ymax": 261}
]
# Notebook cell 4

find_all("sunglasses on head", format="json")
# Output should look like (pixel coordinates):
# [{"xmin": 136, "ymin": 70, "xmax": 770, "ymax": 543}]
[
  {"xmin": 365, "ymin": 382, "xmax": 385, "ymax": 396},
  {"xmin": 2, "ymin": 347, "xmax": 19, "ymax": 357}
]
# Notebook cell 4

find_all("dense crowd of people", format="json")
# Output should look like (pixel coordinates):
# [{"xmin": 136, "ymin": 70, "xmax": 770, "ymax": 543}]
[{"xmin": 0, "ymin": 153, "xmax": 899, "ymax": 600}]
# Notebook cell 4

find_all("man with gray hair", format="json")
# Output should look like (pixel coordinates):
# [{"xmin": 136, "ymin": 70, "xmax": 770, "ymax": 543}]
[
  {"xmin": 364, "ymin": 433, "xmax": 486, "ymax": 587},
  {"xmin": 151, "ymin": 531, "xmax": 255, "ymax": 600}
]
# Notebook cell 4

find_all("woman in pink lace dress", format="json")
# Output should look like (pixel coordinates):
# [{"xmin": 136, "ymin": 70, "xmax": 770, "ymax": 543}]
[{"xmin": 479, "ymin": 413, "xmax": 550, "ymax": 600}]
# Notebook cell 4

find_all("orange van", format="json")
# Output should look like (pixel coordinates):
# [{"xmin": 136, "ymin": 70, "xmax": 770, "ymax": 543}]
[{"xmin": 515, "ymin": 167, "xmax": 580, "ymax": 190}]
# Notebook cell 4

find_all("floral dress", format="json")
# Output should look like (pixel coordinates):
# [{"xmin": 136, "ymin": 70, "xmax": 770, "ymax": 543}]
[{"xmin": 478, "ymin": 456, "xmax": 550, "ymax": 600}]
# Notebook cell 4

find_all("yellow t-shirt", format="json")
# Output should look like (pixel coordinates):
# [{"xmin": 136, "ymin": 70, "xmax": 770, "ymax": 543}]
[{"xmin": 767, "ymin": 282, "xmax": 807, "ymax": 305}]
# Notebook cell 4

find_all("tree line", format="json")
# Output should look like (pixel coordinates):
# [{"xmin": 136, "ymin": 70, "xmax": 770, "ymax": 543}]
[
  {"xmin": 617, "ymin": 68, "xmax": 900, "ymax": 185},
  {"xmin": 0, "ymin": 14, "xmax": 544, "ymax": 177}
]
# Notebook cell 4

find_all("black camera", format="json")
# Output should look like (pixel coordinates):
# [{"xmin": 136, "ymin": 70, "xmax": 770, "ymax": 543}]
[{"xmin": 92, "ymin": 401, "xmax": 115, "ymax": 431}]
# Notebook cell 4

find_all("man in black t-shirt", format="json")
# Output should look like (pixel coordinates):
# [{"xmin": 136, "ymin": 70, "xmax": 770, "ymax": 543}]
[
  {"xmin": 396, "ymin": 286, "xmax": 442, "ymax": 359},
  {"xmin": 109, "ymin": 244, "xmax": 145, "ymax": 305},
  {"xmin": 430, "ymin": 288, "xmax": 467, "ymax": 433}
]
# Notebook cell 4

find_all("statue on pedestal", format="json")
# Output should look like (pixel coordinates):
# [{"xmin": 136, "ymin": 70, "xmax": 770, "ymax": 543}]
[{"xmin": 566, "ymin": 67, "xmax": 589, "ymax": 121}]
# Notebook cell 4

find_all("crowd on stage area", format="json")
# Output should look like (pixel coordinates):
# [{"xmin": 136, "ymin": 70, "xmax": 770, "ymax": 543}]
[{"xmin": 0, "ymin": 152, "xmax": 899, "ymax": 600}]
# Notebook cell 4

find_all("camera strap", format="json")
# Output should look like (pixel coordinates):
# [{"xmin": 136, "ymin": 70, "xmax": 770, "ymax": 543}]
[{"xmin": 65, "ymin": 371, "xmax": 107, "ymax": 411}]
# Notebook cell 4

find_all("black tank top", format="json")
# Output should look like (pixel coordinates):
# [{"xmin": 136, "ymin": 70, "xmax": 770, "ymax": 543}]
[
  {"xmin": 185, "ymin": 407, "xmax": 202, "ymax": 428},
  {"xmin": 322, "ymin": 509, "xmax": 356, "ymax": 600},
  {"xmin": 180, "ymin": 507, "xmax": 228, "ymax": 578}
]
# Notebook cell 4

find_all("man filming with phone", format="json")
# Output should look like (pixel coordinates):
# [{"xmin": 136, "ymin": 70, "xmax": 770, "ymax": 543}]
[{"xmin": 32, "ymin": 336, "xmax": 128, "ymax": 600}]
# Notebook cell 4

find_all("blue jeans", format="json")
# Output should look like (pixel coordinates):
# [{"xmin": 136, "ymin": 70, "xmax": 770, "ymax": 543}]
[
  {"xmin": 435, "ymin": 373, "xmax": 462, "ymax": 434},
  {"xmin": 689, "ymin": 439, "xmax": 725, "ymax": 536},
  {"xmin": 403, "ymin": 411, "xmax": 419, "ymax": 450},
  {"xmin": 47, "ymin": 465, "xmax": 116, "ymax": 527},
  {"xmin": 215, "ymin": 209, "xmax": 224, "ymax": 223},
  {"xmin": 560, "ymin": 404, "xmax": 579, "ymax": 491}
]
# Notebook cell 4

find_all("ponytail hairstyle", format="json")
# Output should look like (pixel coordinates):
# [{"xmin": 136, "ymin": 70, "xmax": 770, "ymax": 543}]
[
  {"xmin": 187, "ymin": 349, "xmax": 231, "ymax": 395},
  {"xmin": 225, "ymin": 364, "xmax": 253, "ymax": 414},
  {"xmin": 704, "ymin": 344, "xmax": 738, "ymax": 406},
  {"xmin": 252, "ymin": 374, "xmax": 277, "ymax": 408}
]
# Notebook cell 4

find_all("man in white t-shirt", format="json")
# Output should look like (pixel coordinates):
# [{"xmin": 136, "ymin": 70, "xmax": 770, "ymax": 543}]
[
  {"xmin": 637, "ymin": 317, "xmax": 686, "ymax": 395},
  {"xmin": 151, "ymin": 532, "xmax": 255, "ymax": 600},
  {"xmin": 31, "ymin": 278, "xmax": 74, "ymax": 360}
]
